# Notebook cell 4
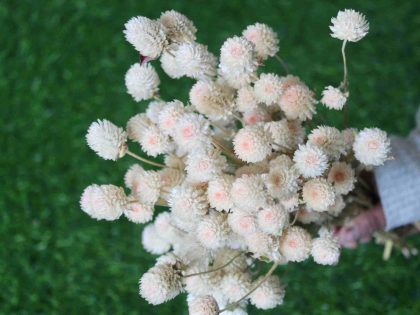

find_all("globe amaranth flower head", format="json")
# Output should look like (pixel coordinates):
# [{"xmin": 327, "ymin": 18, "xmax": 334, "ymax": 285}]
[
  {"xmin": 250, "ymin": 275, "xmax": 285, "ymax": 310},
  {"xmin": 330, "ymin": 9, "xmax": 369, "ymax": 42},
  {"xmin": 159, "ymin": 10, "xmax": 197, "ymax": 43},
  {"xmin": 321, "ymin": 86, "xmax": 348, "ymax": 110},
  {"xmin": 353, "ymin": 128, "xmax": 391, "ymax": 166},
  {"xmin": 188, "ymin": 295, "xmax": 219, "ymax": 315},
  {"xmin": 243, "ymin": 23, "xmax": 279, "ymax": 60},
  {"xmin": 125, "ymin": 63, "xmax": 160, "ymax": 102}
]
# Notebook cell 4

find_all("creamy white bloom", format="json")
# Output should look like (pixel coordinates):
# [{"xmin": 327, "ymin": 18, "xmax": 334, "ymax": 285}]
[
  {"xmin": 279, "ymin": 226, "xmax": 312, "ymax": 262},
  {"xmin": 86, "ymin": 119, "xmax": 127, "ymax": 161},
  {"xmin": 126, "ymin": 113, "xmax": 152, "ymax": 142},
  {"xmin": 125, "ymin": 63, "xmax": 160, "ymax": 102},
  {"xmin": 236, "ymin": 86, "xmax": 258, "ymax": 113},
  {"xmin": 80, "ymin": 184, "xmax": 127, "ymax": 220},
  {"xmin": 228, "ymin": 209, "xmax": 258, "ymax": 237},
  {"xmin": 139, "ymin": 263, "xmax": 182, "ymax": 305},
  {"xmin": 231, "ymin": 174, "xmax": 268, "ymax": 211},
  {"xmin": 221, "ymin": 272, "xmax": 252, "ymax": 302},
  {"xmin": 196, "ymin": 211, "xmax": 230, "ymax": 249},
  {"xmin": 308, "ymin": 126, "xmax": 346, "ymax": 159},
  {"xmin": 142, "ymin": 224, "xmax": 171, "ymax": 255},
  {"xmin": 139, "ymin": 124, "xmax": 172, "ymax": 157},
  {"xmin": 279, "ymin": 84, "xmax": 316, "ymax": 121},
  {"xmin": 243, "ymin": 23, "xmax": 279, "ymax": 60},
  {"xmin": 311, "ymin": 230, "xmax": 340, "ymax": 265},
  {"xmin": 302, "ymin": 178, "xmax": 336, "ymax": 212},
  {"xmin": 263, "ymin": 163, "xmax": 300, "ymax": 198},
  {"xmin": 124, "ymin": 202, "xmax": 154, "ymax": 224},
  {"xmin": 188, "ymin": 295, "xmax": 219, "ymax": 315},
  {"xmin": 160, "ymin": 47, "xmax": 183, "ymax": 79},
  {"xmin": 173, "ymin": 113, "xmax": 211, "ymax": 151},
  {"xmin": 175, "ymin": 42, "xmax": 217, "ymax": 80},
  {"xmin": 330, "ymin": 9, "xmax": 369, "ymax": 42},
  {"xmin": 207, "ymin": 174, "xmax": 235, "ymax": 211},
  {"xmin": 124, "ymin": 16, "xmax": 167, "ymax": 58},
  {"xmin": 321, "ymin": 86, "xmax": 347, "ymax": 110},
  {"xmin": 219, "ymin": 36, "xmax": 258, "ymax": 75},
  {"xmin": 254, "ymin": 73, "xmax": 283, "ymax": 105},
  {"xmin": 280, "ymin": 193, "xmax": 300, "ymax": 212},
  {"xmin": 327, "ymin": 161, "xmax": 355, "ymax": 195},
  {"xmin": 233, "ymin": 124, "xmax": 272, "ymax": 163},
  {"xmin": 146, "ymin": 101, "xmax": 166, "ymax": 123},
  {"xmin": 246, "ymin": 231, "xmax": 280, "ymax": 260},
  {"xmin": 159, "ymin": 10, "xmax": 197, "ymax": 42},
  {"xmin": 353, "ymin": 128, "xmax": 391, "ymax": 166},
  {"xmin": 257, "ymin": 204, "xmax": 289, "ymax": 235},
  {"xmin": 293, "ymin": 144, "xmax": 329, "ymax": 178},
  {"xmin": 158, "ymin": 100, "xmax": 186, "ymax": 134},
  {"xmin": 250, "ymin": 275, "xmax": 285, "ymax": 310},
  {"xmin": 153, "ymin": 212, "xmax": 183, "ymax": 243},
  {"xmin": 124, "ymin": 164, "xmax": 161, "ymax": 205}
]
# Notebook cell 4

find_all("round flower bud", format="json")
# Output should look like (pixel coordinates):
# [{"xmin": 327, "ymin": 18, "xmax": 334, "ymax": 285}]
[
  {"xmin": 207, "ymin": 174, "xmax": 235, "ymax": 211},
  {"xmin": 231, "ymin": 174, "xmax": 268, "ymax": 211},
  {"xmin": 80, "ymin": 184, "xmax": 127, "ymax": 220},
  {"xmin": 159, "ymin": 10, "xmax": 197, "ymax": 43},
  {"xmin": 250, "ymin": 275, "xmax": 285, "ymax": 310},
  {"xmin": 124, "ymin": 16, "xmax": 167, "ymax": 58},
  {"xmin": 158, "ymin": 100, "xmax": 186, "ymax": 134},
  {"xmin": 86, "ymin": 119, "xmax": 127, "ymax": 161},
  {"xmin": 279, "ymin": 226, "xmax": 312, "ymax": 262},
  {"xmin": 293, "ymin": 144, "xmax": 328, "ymax": 178},
  {"xmin": 254, "ymin": 73, "xmax": 283, "ymax": 105},
  {"xmin": 243, "ymin": 23, "xmax": 279, "ymax": 60},
  {"xmin": 257, "ymin": 204, "xmax": 289, "ymax": 235},
  {"xmin": 311, "ymin": 231, "xmax": 340, "ymax": 265},
  {"xmin": 321, "ymin": 86, "xmax": 347, "ymax": 110},
  {"xmin": 160, "ymin": 48, "xmax": 183, "ymax": 78},
  {"xmin": 233, "ymin": 124, "xmax": 272, "ymax": 163},
  {"xmin": 228, "ymin": 209, "xmax": 258, "ymax": 237},
  {"xmin": 186, "ymin": 148, "xmax": 227, "ymax": 184},
  {"xmin": 308, "ymin": 126, "xmax": 346, "ymax": 160},
  {"xmin": 279, "ymin": 84, "xmax": 316, "ymax": 121},
  {"xmin": 327, "ymin": 162, "xmax": 355, "ymax": 195},
  {"xmin": 330, "ymin": 9, "xmax": 369, "ymax": 42},
  {"xmin": 124, "ymin": 202, "xmax": 154, "ymax": 224},
  {"xmin": 353, "ymin": 128, "xmax": 391, "ymax": 166},
  {"xmin": 141, "ymin": 224, "xmax": 171, "ymax": 255},
  {"xmin": 154, "ymin": 212, "xmax": 183, "ymax": 243},
  {"xmin": 173, "ymin": 113, "xmax": 211, "ymax": 151},
  {"xmin": 196, "ymin": 211, "xmax": 230, "ymax": 250},
  {"xmin": 139, "ymin": 263, "xmax": 182, "ymax": 305},
  {"xmin": 302, "ymin": 178, "xmax": 335, "ymax": 212},
  {"xmin": 219, "ymin": 36, "xmax": 258, "ymax": 75},
  {"xmin": 236, "ymin": 86, "xmax": 258, "ymax": 113},
  {"xmin": 126, "ymin": 113, "xmax": 152, "ymax": 142},
  {"xmin": 175, "ymin": 42, "xmax": 217, "ymax": 80},
  {"xmin": 188, "ymin": 295, "xmax": 219, "ymax": 315},
  {"xmin": 125, "ymin": 63, "xmax": 160, "ymax": 102},
  {"xmin": 124, "ymin": 164, "xmax": 161, "ymax": 205},
  {"xmin": 139, "ymin": 125, "xmax": 172, "ymax": 157}
]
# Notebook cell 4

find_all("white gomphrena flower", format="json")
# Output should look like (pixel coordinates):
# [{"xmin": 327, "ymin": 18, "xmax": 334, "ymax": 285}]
[
  {"xmin": 246, "ymin": 231, "xmax": 280, "ymax": 259},
  {"xmin": 279, "ymin": 84, "xmax": 316, "ymax": 121},
  {"xmin": 196, "ymin": 211, "xmax": 230, "ymax": 249},
  {"xmin": 341, "ymin": 128, "xmax": 357, "ymax": 153},
  {"xmin": 158, "ymin": 100, "xmax": 186, "ymax": 134},
  {"xmin": 228, "ymin": 209, "xmax": 258, "ymax": 237},
  {"xmin": 126, "ymin": 113, "xmax": 152, "ymax": 142},
  {"xmin": 327, "ymin": 195, "xmax": 345, "ymax": 217},
  {"xmin": 280, "ymin": 193, "xmax": 300, "ymax": 212},
  {"xmin": 311, "ymin": 229, "xmax": 340, "ymax": 265},
  {"xmin": 189, "ymin": 81, "xmax": 231, "ymax": 120},
  {"xmin": 257, "ymin": 204, "xmax": 289, "ymax": 235},
  {"xmin": 279, "ymin": 226, "xmax": 312, "ymax": 262},
  {"xmin": 86, "ymin": 119, "xmax": 127, "ymax": 161},
  {"xmin": 297, "ymin": 208, "xmax": 326, "ymax": 224},
  {"xmin": 184, "ymin": 265, "xmax": 221, "ymax": 296},
  {"xmin": 269, "ymin": 154, "xmax": 293, "ymax": 168},
  {"xmin": 321, "ymin": 86, "xmax": 347, "ymax": 110},
  {"xmin": 353, "ymin": 128, "xmax": 391, "ymax": 166},
  {"xmin": 265, "ymin": 120, "xmax": 293, "ymax": 152},
  {"xmin": 293, "ymin": 143, "xmax": 329, "ymax": 178},
  {"xmin": 263, "ymin": 163, "xmax": 300, "ymax": 199},
  {"xmin": 188, "ymin": 295, "xmax": 219, "ymax": 315},
  {"xmin": 231, "ymin": 174, "xmax": 268, "ymax": 211},
  {"xmin": 159, "ymin": 10, "xmax": 197, "ymax": 43},
  {"xmin": 124, "ymin": 202, "xmax": 154, "ymax": 224},
  {"xmin": 125, "ymin": 63, "xmax": 160, "ymax": 102},
  {"xmin": 233, "ymin": 124, "xmax": 272, "ymax": 163},
  {"xmin": 175, "ymin": 42, "xmax": 217, "ymax": 80},
  {"xmin": 250, "ymin": 275, "xmax": 285, "ymax": 310},
  {"xmin": 221, "ymin": 272, "xmax": 252, "ymax": 302},
  {"xmin": 80, "ymin": 184, "xmax": 127, "ymax": 221},
  {"xmin": 186, "ymin": 145, "xmax": 226, "ymax": 184},
  {"xmin": 302, "ymin": 178, "xmax": 336, "ymax": 212},
  {"xmin": 142, "ymin": 224, "xmax": 171, "ymax": 255},
  {"xmin": 146, "ymin": 101, "xmax": 166, "ymax": 123},
  {"xmin": 139, "ymin": 124, "xmax": 172, "ymax": 157},
  {"xmin": 139, "ymin": 263, "xmax": 182, "ymax": 305},
  {"xmin": 236, "ymin": 86, "xmax": 258, "ymax": 113},
  {"xmin": 160, "ymin": 47, "xmax": 183, "ymax": 79},
  {"xmin": 330, "ymin": 9, "xmax": 369, "ymax": 42},
  {"xmin": 158, "ymin": 168, "xmax": 185, "ymax": 200},
  {"xmin": 243, "ymin": 106, "xmax": 271, "ymax": 126},
  {"xmin": 327, "ymin": 161, "xmax": 355, "ymax": 195},
  {"xmin": 124, "ymin": 164, "xmax": 161, "ymax": 204},
  {"xmin": 173, "ymin": 113, "xmax": 211, "ymax": 151},
  {"xmin": 243, "ymin": 23, "xmax": 279, "ymax": 60},
  {"xmin": 254, "ymin": 73, "xmax": 283, "ymax": 105},
  {"xmin": 153, "ymin": 212, "xmax": 183, "ymax": 244},
  {"xmin": 308, "ymin": 126, "xmax": 346, "ymax": 159},
  {"xmin": 219, "ymin": 36, "xmax": 258, "ymax": 75},
  {"xmin": 168, "ymin": 184, "xmax": 209, "ymax": 231},
  {"xmin": 207, "ymin": 174, "xmax": 235, "ymax": 211}
]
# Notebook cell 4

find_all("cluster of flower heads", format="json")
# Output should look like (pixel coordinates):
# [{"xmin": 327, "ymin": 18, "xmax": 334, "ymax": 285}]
[{"xmin": 81, "ymin": 9, "xmax": 390, "ymax": 314}]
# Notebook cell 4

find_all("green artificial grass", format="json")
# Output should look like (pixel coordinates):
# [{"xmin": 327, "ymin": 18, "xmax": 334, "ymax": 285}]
[{"xmin": 0, "ymin": 0, "xmax": 419, "ymax": 314}]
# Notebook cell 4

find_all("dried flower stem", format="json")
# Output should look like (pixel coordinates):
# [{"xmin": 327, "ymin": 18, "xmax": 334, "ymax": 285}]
[
  {"xmin": 274, "ymin": 54, "xmax": 289, "ymax": 74},
  {"xmin": 126, "ymin": 149, "xmax": 166, "ymax": 168},
  {"xmin": 212, "ymin": 138, "xmax": 243, "ymax": 165},
  {"xmin": 340, "ymin": 40, "xmax": 349, "ymax": 91},
  {"xmin": 220, "ymin": 262, "xmax": 279, "ymax": 313},
  {"xmin": 153, "ymin": 94, "xmax": 164, "ymax": 102},
  {"xmin": 183, "ymin": 252, "xmax": 244, "ymax": 278}
]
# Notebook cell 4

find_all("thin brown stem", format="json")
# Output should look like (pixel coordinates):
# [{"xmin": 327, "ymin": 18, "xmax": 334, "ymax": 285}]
[
  {"xmin": 183, "ymin": 252, "xmax": 244, "ymax": 278},
  {"xmin": 126, "ymin": 150, "xmax": 166, "ymax": 168}
]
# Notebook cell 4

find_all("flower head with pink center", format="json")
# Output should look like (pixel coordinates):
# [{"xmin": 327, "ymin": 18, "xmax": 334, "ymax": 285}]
[
  {"xmin": 207, "ymin": 174, "xmax": 235, "ymax": 211},
  {"xmin": 250, "ymin": 275, "xmax": 285, "ymax": 310},
  {"xmin": 233, "ymin": 124, "xmax": 272, "ymax": 163},
  {"xmin": 243, "ymin": 23, "xmax": 279, "ymax": 60},
  {"xmin": 279, "ymin": 226, "xmax": 312, "ymax": 262},
  {"xmin": 231, "ymin": 174, "xmax": 268, "ymax": 211},
  {"xmin": 157, "ymin": 100, "xmax": 186, "ymax": 134},
  {"xmin": 196, "ymin": 211, "xmax": 230, "ymax": 250},
  {"xmin": 353, "ymin": 128, "xmax": 391, "ymax": 166},
  {"xmin": 228, "ymin": 209, "xmax": 258, "ymax": 237},
  {"xmin": 254, "ymin": 73, "xmax": 283, "ymax": 105},
  {"xmin": 173, "ymin": 113, "xmax": 211, "ymax": 151},
  {"xmin": 321, "ymin": 86, "xmax": 347, "ymax": 110},
  {"xmin": 257, "ymin": 204, "xmax": 289, "ymax": 235},
  {"xmin": 327, "ymin": 161, "xmax": 355, "ymax": 195},
  {"xmin": 236, "ymin": 86, "xmax": 258, "ymax": 113},
  {"xmin": 308, "ymin": 125, "xmax": 346, "ymax": 159},
  {"xmin": 124, "ymin": 202, "xmax": 154, "ymax": 224},
  {"xmin": 302, "ymin": 178, "xmax": 335, "ymax": 212},
  {"xmin": 293, "ymin": 143, "xmax": 329, "ymax": 178},
  {"xmin": 279, "ymin": 84, "xmax": 316, "ymax": 121},
  {"xmin": 139, "ymin": 125, "xmax": 172, "ymax": 157}
]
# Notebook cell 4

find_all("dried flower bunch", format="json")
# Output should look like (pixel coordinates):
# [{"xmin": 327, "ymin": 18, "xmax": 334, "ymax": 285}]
[{"xmin": 81, "ymin": 9, "xmax": 391, "ymax": 314}]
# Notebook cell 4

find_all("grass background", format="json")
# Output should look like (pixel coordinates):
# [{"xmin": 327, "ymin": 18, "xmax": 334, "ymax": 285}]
[{"xmin": 1, "ymin": 0, "xmax": 419, "ymax": 314}]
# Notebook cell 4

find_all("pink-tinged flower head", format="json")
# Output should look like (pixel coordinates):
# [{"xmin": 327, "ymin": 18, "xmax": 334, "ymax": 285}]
[
  {"xmin": 308, "ymin": 125, "xmax": 346, "ymax": 159},
  {"xmin": 124, "ymin": 202, "xmax": 154, "ymax": 224},
  {"xmin": 321, "ymin": 86, "xmax": 347, "ymax": 110},
  {"xmin": 250, "ymin": 275, "xmax": 285, "ymax": 310},
  {"xmin": 311, "ymin": 229, "xmax": 340, "ymax": 265},
  {"xmin": 254, "ymin": 73, "xmax": 283, "ymax": 105},
  {"xmin": 173, "ymin": 113, "xmax": 211, "ymax": 151},
  {"xmin": 124, "ymin": 164, "xmax": 161, "ymax": 205},
  {"xmin": 279, "ymin": 84, "xmax": 316, "ymax": 121},
  {"xmin": 257, "ymin": 204, "xmax": 289, "ymax": 235},
  {"xmin": 228, "ymin": 209, "xmax": 258, "ymax": 237},
  {"xmin": 236, "ymin": 86, "xmax": 258, "ymax": 113},
  {"xmin": 141, "ymin": 224, "xmax": 171, "ymax": 255},
  {"xmin": 279, "ymin": 226, "xmax": 312, "ymax": 262},
  {"xmin": 207, "ymin": 174, "xmax": 235, "ymax": 211},
  {"xmin": 231, "ymin": 174, "xmax": 268, "ymax": 211},
  {"xmin": 139, "ymin": 125, "xmax": 172, "ymax": 157},
  {"xmin": 353, "ymin": 128, "xmax": 391, "ymax": 166},
  {"xmin": 233, "ymin": 124, "xmax": 272, "ymax": 163},
  {"xmin": 188, "ymin": 295, "xmax": 219, "ymax": 315},
  {"xmin": 302, "ymin": 178, "xmax": 336, "ymax": 212},
  {"xmin": 196, "ymin": 211, "xmax": 230, "ymax": 250},
  {"xmin": 158, "ymin": 100, "xmax": 186, "ymax": 134},
  {"xmin": 220, "ymin": 36, "xmax": 257, "ymax": 74},
  {"xmin": 244, "ymin": 106, "xmax": 271, "ymax": 125},
  {"xmin": 243, "ymin": 23, "xmax": 279, "ymax": 60},
  {"xmin": 327, "ymin": 161, "xmax": 355, "ymax": 195}
]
